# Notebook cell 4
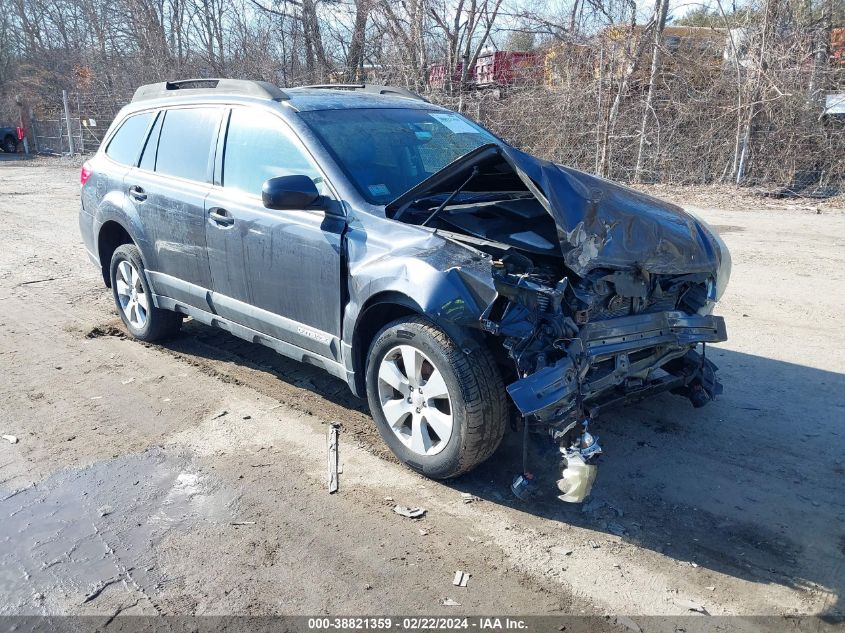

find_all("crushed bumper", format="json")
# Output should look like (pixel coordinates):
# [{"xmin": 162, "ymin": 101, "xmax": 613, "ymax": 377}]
[{"xmin": 506, "ymin": 311, "xmax": 727, "ymax": 425}]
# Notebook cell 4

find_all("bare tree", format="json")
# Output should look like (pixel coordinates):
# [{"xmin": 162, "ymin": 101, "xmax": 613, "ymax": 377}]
[
  {"xmin": 633, "ymin": 0, "xmax": 669, "ymax": 182},
  {"xmin": 428, "ymin": 0, "xmax": 504, "ymax": 90}
]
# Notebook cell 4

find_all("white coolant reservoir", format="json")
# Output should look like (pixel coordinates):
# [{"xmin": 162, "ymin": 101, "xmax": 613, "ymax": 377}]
[
  {"xmin": 556, "ymin": 423, "xmax": 602, "ymax": 503},
  {"xmin": 556, "ymin": 451, "xmax": 598, "ymax": 503}
]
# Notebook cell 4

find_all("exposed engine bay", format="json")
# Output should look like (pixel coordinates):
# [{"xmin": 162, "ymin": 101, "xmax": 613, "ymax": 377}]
[{"xmin": 387, "ymin": 144, "xmax": 729, "ymax": 502}]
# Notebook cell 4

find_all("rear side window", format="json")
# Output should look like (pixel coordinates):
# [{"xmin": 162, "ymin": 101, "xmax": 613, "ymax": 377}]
[
  {"xmin": 155, "ymin": 108, "xmax": 221, "ymax": 182},
  {"xmin": 138, "ymin": 112, "xmax": 163, "ymax": 172},
  {"xmin": 105, "ymin": 112, "xmax": 154, "ymax": 165}
]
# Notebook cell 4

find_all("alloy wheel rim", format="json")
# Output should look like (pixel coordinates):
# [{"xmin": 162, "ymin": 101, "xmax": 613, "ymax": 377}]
[
  {"xmin": 376, "ymin": 344, "xmax": 454, "ymax": 456},
  {"xmin": 115, "ymin": 260, "xmax": 148, "ymax": 329}
]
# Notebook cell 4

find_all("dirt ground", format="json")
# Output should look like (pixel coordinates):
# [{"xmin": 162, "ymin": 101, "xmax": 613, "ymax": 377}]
[{"xmin": 1, "ymin": 158, "xmax": 844, "ymax": 622}]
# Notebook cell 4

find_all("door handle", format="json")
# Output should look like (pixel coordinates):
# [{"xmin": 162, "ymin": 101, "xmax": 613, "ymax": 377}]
[
  {"xmin": 128, "ymin": 185, "xmax": 147, "ymax": 202},
  {"xmin": 208, "ymin": 207, "xmax": 234, "ymax": 227}
]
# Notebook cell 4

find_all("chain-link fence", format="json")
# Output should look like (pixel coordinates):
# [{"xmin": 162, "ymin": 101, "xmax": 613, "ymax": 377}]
[{"xmin": 27, "ymin": 89, "xmax": 131, "ymax": 156}]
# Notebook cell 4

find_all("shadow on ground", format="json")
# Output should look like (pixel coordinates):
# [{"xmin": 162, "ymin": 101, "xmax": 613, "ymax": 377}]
[
  {"xmin": 453, "ymin": 348, "xmax": 845, "ymax": 618},
  {"xmin": 99, "ymin": 318, "xmax": 845, "ymax": 617},
  {"xmin": 0, "ymin": 153, "xmax": 33, "ymax": 162}
]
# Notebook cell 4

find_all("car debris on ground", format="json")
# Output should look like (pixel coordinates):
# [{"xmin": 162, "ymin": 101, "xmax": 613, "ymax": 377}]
[
  {"xmin": 673, "ymin": 597, "xmax": 710, "ymax": 615},
  {"xmin": 453, "ymin": 571, "xmax": 470, "ymax": 587},
  {"xmin": 393, "ymin": 505, "xmax": 426, "ymax": 519}
]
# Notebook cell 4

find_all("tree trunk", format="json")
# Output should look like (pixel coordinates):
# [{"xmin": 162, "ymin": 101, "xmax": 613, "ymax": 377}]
[
  {"xmin": 598, "ymin": 13, "xmax": 653, "ymax": 179},
  {"xmin": 346, "ymin": 0, "xmax": 369, "ymax": 81},
  {"xmin": 633, "ymin": 0, "xmax": 669, "ymax": 183}
]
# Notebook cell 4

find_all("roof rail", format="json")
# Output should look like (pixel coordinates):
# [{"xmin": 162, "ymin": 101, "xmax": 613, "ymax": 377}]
[
  {"xmin": 132, "ymin": 79, "xmax": 289, "ymax": 103},
  {"xmin": 300, "ymin": 84, "xmax": 430, "ymax": 103}
]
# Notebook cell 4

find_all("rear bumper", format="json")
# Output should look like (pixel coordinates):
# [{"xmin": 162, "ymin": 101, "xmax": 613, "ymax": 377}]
[
  {"xmin": 79, "ymin": 203, "xmax": 98, "ymax": 267},
  {"xmin": 506, "ymin": 311, "xmax": 727, "ymax": 425}
]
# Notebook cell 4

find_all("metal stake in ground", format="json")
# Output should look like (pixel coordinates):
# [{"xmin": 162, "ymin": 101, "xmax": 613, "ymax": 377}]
[{"xmin": 327, "ymin": 423, "xmax": 339, "ymax": 493}]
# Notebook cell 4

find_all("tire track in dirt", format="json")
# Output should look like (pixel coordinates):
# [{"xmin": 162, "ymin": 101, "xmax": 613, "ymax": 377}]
[{"xmin": 84, "ymin": 316, "xmax": 397, "ymax": 463}]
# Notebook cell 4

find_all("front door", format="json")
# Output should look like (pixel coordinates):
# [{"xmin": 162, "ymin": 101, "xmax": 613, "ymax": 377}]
[{"xmin": 204, "ymin": 106, "xmax": 344, "ymax": 361}]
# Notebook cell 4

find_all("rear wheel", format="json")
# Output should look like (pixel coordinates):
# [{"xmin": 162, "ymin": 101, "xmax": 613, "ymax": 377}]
[
  {"xmin": 365, "ymin": 316, "xmax": 507, "ymax": 479},
  {"xmin": 109, "ymin": 244, "xmax": 182, "ymax": 341},
  {"xmin": 2, "ymin": 135, "xmax": 17, "ymax": 153}
]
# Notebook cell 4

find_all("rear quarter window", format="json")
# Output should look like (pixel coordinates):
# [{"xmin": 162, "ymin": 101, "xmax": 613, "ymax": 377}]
[{"xmin": 105, "ymin": 112, "xmax": 154, "ymax": 165}]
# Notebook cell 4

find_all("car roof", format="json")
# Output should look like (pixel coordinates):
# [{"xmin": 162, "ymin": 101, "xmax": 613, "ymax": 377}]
[
  {"xmin": 284, "ymin": 88, "xmax": 441, "ymax": 112},
  {"xmin": 124, "ymin": 80, "xmax": 441, "ymax": 115}
]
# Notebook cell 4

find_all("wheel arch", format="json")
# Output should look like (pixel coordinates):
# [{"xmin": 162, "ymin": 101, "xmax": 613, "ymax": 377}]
[
  {"xmin": 97, "ymin": 220, "xmax": 135, "ymax": 287},
  {"xmin": 350, "ymin": 291, "xmax": 488, "ymax": 398}
]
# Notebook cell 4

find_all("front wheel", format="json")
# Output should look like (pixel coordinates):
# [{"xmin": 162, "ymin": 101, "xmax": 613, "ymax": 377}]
[
  {"xmin": 109, "ymin": 244, "xmax": 182, "ymax": 341},
  {"xmin": 365, "ymin": 316, "xmax": 508, "ymax": 479},
  {"xmin": 2, "ymin": 135, "xmax": 17, "ymax": 153}
]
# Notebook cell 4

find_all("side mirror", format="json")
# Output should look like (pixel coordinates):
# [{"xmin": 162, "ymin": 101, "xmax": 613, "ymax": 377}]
[{"xmin": 262, "ymin": 175, "xmax": 321, "ymax": 210}]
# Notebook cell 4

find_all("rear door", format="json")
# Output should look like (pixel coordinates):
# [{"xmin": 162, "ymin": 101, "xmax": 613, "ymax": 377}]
[
  {"xmin": 127, "ymin": 106, "xmax": 223, "ymax": 309},
  {"xmin": 204, "ymin": 106, "xmax": 344, "ymax": 361}
]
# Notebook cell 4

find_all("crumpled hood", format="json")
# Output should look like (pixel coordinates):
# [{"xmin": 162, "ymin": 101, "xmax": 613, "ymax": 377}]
[
  {"xmin": 507, "ymin": 147, "xmax": 721, "ymax": 277},
  {"xmin": 387, "ymin": 144, "xmax": 723, "ymax": 278}
]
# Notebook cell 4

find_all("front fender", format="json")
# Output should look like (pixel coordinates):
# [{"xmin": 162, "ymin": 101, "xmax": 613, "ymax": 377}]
[
  {"xmin": 342, "ymin": 218, "xmax": 499, "ymax": 391},
  {"xmin": 344, "ymin": 221, "xmax": 496, "ymax": 331}
]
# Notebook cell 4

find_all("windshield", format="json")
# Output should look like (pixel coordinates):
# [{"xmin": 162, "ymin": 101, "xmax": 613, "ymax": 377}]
[{"xmin": 298, "ymin": 108, "xmax": 500, "ymax": 204}]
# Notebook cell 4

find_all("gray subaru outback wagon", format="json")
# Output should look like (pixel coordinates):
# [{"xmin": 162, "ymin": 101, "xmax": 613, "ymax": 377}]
[{"xmin": 80, "ymin": 79, "xmax": 730, "ymax": 501}]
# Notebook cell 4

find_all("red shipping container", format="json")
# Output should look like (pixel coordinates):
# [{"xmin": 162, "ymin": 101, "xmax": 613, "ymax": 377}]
[
  {"xmin": 429, "ymin": 62, "xmax": 475, "ymax": 89},
  {"xmin": 474, "ymin": 51, "xmax": 542, "ymax": 87}
]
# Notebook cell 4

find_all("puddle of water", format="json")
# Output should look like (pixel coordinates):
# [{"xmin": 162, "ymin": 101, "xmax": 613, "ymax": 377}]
[{"xmin": 0, "ymin": 447, "xmax": 238, "ymax": 614}]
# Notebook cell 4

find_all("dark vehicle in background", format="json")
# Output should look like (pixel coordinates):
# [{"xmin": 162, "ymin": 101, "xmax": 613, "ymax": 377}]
[
  {"xmin": 1, "ymin": 126, "xmax": 19, "ymax": 153},
  {"xmin": 79, "ymin": 79, "xmax": 730, "ymax": 502}
]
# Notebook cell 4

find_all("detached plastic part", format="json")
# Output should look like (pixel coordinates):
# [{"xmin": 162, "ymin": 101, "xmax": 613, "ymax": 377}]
[
  {"xmin": 556, "ymin": 421, "xmax": 602, "ymax": 503},
  {"xmin": 511, "ymin": 473, "xmax": 541, "ymax": 500},
  {"xmin": 556, "ymin": 451, "xmax": 599, "ymax": 503}
]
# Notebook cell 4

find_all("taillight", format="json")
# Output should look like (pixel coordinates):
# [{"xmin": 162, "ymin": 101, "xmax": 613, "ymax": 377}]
[{"xmin": 80, "ymin": 161, "xmax": 92, "ymax": 186}]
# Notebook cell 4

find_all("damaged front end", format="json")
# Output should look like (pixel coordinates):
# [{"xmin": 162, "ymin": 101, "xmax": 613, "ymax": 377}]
[
  {"xmin": 386, "ymin": 143, "xmax": 730, "ymax": 503},
  {"xmin": 484, "ymin": 256, "xmax": 726, "ymax": 501},
  {"xmin": 490, "ymin": 262, "xmax": 727, "ymax": 425}
]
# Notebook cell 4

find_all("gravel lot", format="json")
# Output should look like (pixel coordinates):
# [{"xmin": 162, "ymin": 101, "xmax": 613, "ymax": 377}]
[{"xmin": 1, "ymin": 159, "xmax": 844, "ymax": 621}]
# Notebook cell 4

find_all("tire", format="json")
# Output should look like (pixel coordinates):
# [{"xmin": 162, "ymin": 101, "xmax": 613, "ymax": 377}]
[
  {"xmin": 365, "ymin": 316, "xmax": 508, "ymax": 479},
  {"xmin": 2, "ymin": 135, "xmax": 17, "ymax": 153},
  {"xmin": 109, "ymin": 244, "xmax": 182, "ymax": 341}
]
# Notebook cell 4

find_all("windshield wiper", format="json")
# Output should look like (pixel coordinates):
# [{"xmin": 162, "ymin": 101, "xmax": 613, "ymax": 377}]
[{"xmin": 420, "ymin": 166, "xmax": 480, "ymax": 227}]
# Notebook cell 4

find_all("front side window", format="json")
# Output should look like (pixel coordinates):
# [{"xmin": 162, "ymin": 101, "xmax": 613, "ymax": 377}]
[
  {"xmin": 222, "ymin": 107, "xmax": 325, "ymax": 197},
  {"xmin": 155, "ymin": 108, "xmax": 221, "ymax": 182},
  {"xmin": 105, "ymin": 112, "xmax": 154, "ymax": 165},
  {"xmin": 299, "ymin": 108, "xmax": 499, "ymax": 204}
]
